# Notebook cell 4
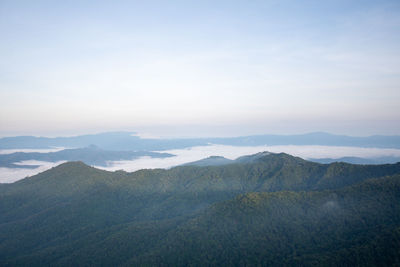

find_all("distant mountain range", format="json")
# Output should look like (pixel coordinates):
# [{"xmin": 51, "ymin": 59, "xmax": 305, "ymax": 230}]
[
  {"xmin": 183, "ymin": 151, "xmax": 272, "ymax": 166},
  {"xmin": 182, "ymin": 155, "xmax": 234, "ymax": 166},
  {"xmin": 0, "ymin": 145, "xmax": 173, "ymax": 168},
  {"xmin": 310, "ymin": 156, "xmax": 400, "ymax": 165},
  {"xmin": 1, "ymin": 144, "xmax": 399, "ymax": 171},
  {"xmin": 1, "ymin": 131, "xmax": 400, "ymax": 150},
  {"xmin": 183, "ymin": 152, "xmax": 400, "ymax": 167},
  {"xmin": 1, "ymin": 152, "xmax": 400, "ymax": 265}
]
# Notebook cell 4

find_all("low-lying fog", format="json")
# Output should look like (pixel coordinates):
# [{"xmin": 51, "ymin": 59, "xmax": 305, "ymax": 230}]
[
  {"xmin": 1, "ymin": 144, "xmax": 400, "ymax": 183},
  {"xmin": 100, "ymin": 145, "xmax": 400, "ymax": 171},
  {"xmin": 0, "ymin": 160, "xmax": 66, "ymax": 183}
]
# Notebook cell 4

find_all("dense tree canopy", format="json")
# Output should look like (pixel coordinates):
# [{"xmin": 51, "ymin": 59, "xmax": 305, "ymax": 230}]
[{"xmin": 1, "ymin": 153, "xmax": 400, "ymax": 266}]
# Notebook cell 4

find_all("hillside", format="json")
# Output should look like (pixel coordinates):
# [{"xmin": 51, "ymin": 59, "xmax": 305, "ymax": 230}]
[
  {"xmin": 182, "ymin": 156, "xmax": 233, "ymax": 166},
  {"xmin": 1, "ymin": 152, "xmax": 400, "ymax": 266},
  {"xmin": 129, "ymin": 174, "xmax": 400, "ymax": 266}
]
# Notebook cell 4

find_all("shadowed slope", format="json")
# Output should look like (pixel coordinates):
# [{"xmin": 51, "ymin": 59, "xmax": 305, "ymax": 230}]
[{"xmin": 1, "ymin": 152, "xmax": 400, "ymax": 266}]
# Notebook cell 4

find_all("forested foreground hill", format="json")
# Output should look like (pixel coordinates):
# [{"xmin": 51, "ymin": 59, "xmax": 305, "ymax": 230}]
[{"xmin": 1, "ymin": 152, "xmax": 400, "ymax": 266}]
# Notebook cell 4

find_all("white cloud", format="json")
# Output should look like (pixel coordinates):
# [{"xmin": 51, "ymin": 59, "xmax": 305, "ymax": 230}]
[
  {"xmin": 2, "ymin": 144, "xmax": 400, "ymax": 183},
  {"xmin": 95, "ymin": 145, "xmax": 400, "ymax": 172},
  {"xmin": 0, "ymin": 160, "xmax": 65, "ymax": 183}
]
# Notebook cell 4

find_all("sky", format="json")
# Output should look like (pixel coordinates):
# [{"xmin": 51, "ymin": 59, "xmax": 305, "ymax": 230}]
[{"xmin": 1, "ymin": 0, "xmax": 400, "ymax": 137}]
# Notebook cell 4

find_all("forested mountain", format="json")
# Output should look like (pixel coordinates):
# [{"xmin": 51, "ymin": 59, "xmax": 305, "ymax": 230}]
[
  {"xmin": 1, "ymin": 152, "xmax": 400, "ymax": 266},
  {"xmin": 182, "ymin": 155, "xmax": 233, "ymax": 166},
  {"xmin": 182, "ymin": 152, "xmax": 400, "ymax": 167}
]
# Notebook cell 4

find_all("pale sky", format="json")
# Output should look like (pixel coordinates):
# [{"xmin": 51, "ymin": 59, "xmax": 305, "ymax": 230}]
[{"xmin": 1, "ymin": 0, "xmax": 400, "ymax": 137}]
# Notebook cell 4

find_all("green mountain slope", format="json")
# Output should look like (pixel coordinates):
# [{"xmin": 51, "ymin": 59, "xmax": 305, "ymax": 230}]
[
  {"xmin": 1, "ymin": 152, "xmax": 400, "ymax": 266},
  {"xmin": 182, "ymin": 156, "xmax": 233, "ymax": 166},
  {"xmin": 132, "ymin": 174, "xmax": 400, "ymax": 266}
]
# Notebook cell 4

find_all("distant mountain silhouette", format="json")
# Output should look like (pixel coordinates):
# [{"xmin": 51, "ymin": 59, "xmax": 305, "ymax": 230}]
[
  {"xmin": 1, "ymin": 131, "xmax": 400, "ymax": 150},
  {"xmin": 310, "ymin": 156, "xmax": 400, "ymax": 165},
  {"xmin": 0, "ymin": 145, "xmax": 173, "ymax": 168}
]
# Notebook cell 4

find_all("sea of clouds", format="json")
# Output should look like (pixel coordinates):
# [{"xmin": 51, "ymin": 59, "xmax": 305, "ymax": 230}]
[{"xmin": 1, "ymin": 144, "xmax": 400, "ymax": 183}]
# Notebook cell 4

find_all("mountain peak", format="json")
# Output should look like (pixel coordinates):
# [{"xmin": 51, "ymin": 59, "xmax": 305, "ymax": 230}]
[
  {"xmin": 235, "ymin": 151, "xmax": 271, "ymax": 163},
  {"xmin": 87, "ymin": 144, "xmax": 100, "ymax": 150},
  {"xmin": 56, "ymin": 161, "xmax": 90, "ymax": 168},
  {"xmin": 38, "ymin": 160, "xmax": 98, "ymax": 178},
  {"xmin": 183, "ymin": 156, "xmax": 233, "ymax": 167}
]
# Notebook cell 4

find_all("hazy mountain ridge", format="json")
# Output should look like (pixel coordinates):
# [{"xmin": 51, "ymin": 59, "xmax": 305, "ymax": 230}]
[
  {"xmin": 2, "ymin": 132, "xmax": 399, "ymax": 175},
  {"xmin": 2, "ymin": 131, "xmax": 400, "ymax": 150},
  {"xmin": 1, "ymin": 152, "xmax": 400, "ymax": 266},
  {"xmin": 0, "ymin": 145, "xmax": 173, "ymax": 168},
  {"xmin": 310, "ymin": 156, "xmax": 400, "ymax": 165},
  {"xmin": 182, "ymin": 152, "xmax": 274, "ymax": 167},
  {"xmin": 185, "ymin": 153, "xmax": 400, "ymax": 167}
]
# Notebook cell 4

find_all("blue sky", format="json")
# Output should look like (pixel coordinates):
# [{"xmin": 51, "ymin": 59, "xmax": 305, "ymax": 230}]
[{"xmin": 1, "ymin": 0, "xmax": 399, "ymax": 137}]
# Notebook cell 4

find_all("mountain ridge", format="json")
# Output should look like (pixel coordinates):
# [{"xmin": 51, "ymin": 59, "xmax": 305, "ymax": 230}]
[
  {"xmin": 2, "ymin": 131, "xmax": 400, "ymax": 150},
  {"xmin": 0, "ymin": 145, "xmax": 173, "ymax": 168},
  {"xmin": 6, "ymin": 152, "xmax": 400, "ymax": 194},
  {"xmin": 1, "ymin": 152, "xmax": 400, "ymax": 266}
]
